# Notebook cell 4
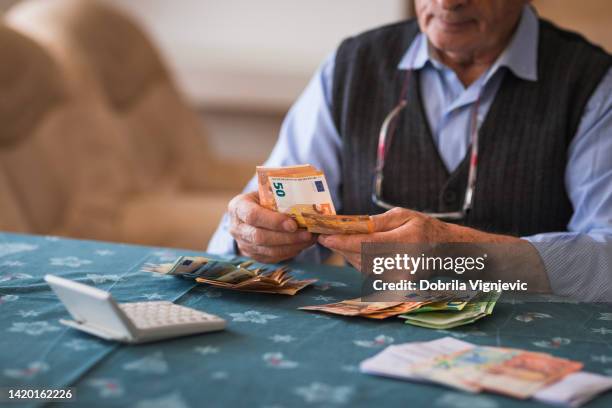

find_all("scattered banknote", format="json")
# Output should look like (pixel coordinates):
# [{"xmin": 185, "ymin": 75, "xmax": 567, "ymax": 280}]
[
  {"xmin": 299, "ymin": 290, "xmax": 482, "ymax": 321},
  {"xmin": 360, "ymin": 337, "xmax": 474, "ymax": 380},
  {"xmin": 142, "ymin": 256, "xmax": 316, "ymax": 295},
  {"xmin": 361, "ymin": 337, "xmax": 606, "ymax": 406},
  {"xmin": 411, "ymin": 346, "xmax": 582, "ymax": 398},
  {"xmin": 399, "ymin": 291, "xmax": 500, "ymax": 329},
  {"xmin": 256, "ymin": 164, "xmax": 373, "ymax": 234},
  {"xmin": 408, "ymin": 300, "xmax": 468, "ymax": 313},
  {"xmin": 534, "ymin": 371, "xmax": 612, "ymax": 407},
  {"xmin": 299, "ymin": 292, "xmax": 464, "ymax": 319},
  {"xmin": 299, "ymin": 298, "xmax": 425, "ymax": 319}
]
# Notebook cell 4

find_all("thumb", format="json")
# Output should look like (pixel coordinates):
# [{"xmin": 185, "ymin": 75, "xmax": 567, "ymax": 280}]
[{"xmin": 371, "ymin": 207, "xmax": 417, "ymax": 232}]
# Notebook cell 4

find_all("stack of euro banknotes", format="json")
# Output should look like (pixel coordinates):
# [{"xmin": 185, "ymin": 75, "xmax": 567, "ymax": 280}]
[
  {"xmin": 360, "ymin": 337, "xmax": 612, "ymax": 406},
  {"xmin": 142, "ymin": 256, "xmax": 316, "ymax": 295},
  {"xmin": 257, "ymin": 164, "xmax": 374, "ymax": 234},
  {"xmin": 300, "ymin": 291, "xmax": 500, "ymax": 329},
  {"xmin": 144, "ymin": 254, "xmax": 499, "ymax": 328}
]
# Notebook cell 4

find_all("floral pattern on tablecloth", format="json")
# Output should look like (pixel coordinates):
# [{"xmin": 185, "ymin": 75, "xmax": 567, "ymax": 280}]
[{"xmin": 1, "ymin": 232, "xmax": 611, "ymax": 408}]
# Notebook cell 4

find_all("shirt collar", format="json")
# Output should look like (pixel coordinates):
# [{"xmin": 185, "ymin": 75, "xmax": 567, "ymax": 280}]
[{"xmin": 398, "ymin": 5, "xmax": 539, "ymax": 82}]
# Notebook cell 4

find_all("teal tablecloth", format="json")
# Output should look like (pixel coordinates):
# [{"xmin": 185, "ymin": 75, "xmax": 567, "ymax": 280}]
[{"xmin": 1, "ymin": 232, "xmax": 611, "ymax": 408}]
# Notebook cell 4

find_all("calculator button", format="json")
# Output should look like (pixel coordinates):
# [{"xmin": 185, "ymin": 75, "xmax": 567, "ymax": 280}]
[{"xmin": 119, "ymin": 302, "xmax": 223, "ymax": 330}]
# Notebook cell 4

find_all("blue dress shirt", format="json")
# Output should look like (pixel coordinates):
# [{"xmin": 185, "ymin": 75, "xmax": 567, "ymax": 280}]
[{"xmin": 208, "ymin": 6, "xmax": 612, "ymax": 300}]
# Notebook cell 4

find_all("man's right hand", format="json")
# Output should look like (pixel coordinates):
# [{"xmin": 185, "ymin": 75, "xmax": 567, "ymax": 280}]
[{"xmin": 228, "ymin": 191, "xmax": 316, "ymax": 263}]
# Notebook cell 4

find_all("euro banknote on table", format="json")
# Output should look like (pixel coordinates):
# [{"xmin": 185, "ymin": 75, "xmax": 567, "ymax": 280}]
[
  {"xmin": 410, "ymin": 345, "xmax": 582, "ymax": 398},
  {"xmin": 142, "ymin": 256, "xmax": 316, "ymax": 295},
  {"xmin": 398, "ymin": 291, "xmax": 501, "ymax": 329},
  {"xmin": 298, "ymin": 291, "xmax": 478, "ymax": 320},
  {"xmin": 360, "ymin": 337, "xmax": 611, "ymax": 406},
  {"xmin": 299, "ymin": 298, "xmax": 427, "ymax": 319},
  {"xmin": 256, "ymin": 165, "xmax": 374, "ymax": 234}
]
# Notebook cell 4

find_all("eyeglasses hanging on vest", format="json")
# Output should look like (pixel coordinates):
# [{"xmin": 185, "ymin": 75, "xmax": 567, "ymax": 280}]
[{"xmin": 372, "ymin": 66, "xmax": 484, "ymax": 221}]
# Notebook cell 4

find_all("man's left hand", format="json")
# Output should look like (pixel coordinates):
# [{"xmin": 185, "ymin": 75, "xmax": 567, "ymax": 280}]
[{"xmin": 317, "ymin": 207, "xmax": 520, "ymax": 271}]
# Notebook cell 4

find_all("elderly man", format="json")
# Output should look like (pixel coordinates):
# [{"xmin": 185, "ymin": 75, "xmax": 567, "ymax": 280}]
[{"xmin": 209, "ymin": 0, "xmax": 612, "ymax": 300}]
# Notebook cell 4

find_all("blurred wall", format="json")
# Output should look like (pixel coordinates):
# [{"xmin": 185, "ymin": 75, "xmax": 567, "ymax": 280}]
[
  {"xmin": 98, "ymin": 0, "xmax": 612, "ymax": 184},
  {"xmin": 99, "ymin": 0, "xmax": 410, "ymax": 173},
  {"xmin": 2, "ymin": 0, "xmax": 609, "ymax": 176},
  {"xmin": 102, "ymin": 0, "xmax": 409, "ymax": 112},
  {"xmin": 98, "ymin": 0, "xmax": 610, "ymax": 112}
]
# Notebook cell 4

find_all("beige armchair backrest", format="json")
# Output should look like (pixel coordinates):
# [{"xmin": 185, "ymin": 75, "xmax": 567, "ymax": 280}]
[
  {"xmin": 0, "ymin": 23, "xmax": 134, "ymax": 239},
  {"xmin": 3, "ymin": 0, "xmax": 256, "ymax": 248},
  {"xmin": 0, "ymin": 24, "xmax": 67, "ymax": 233},
  {"xmin": 7, "ymin": 0, "xmax": 249, "ymax": 194},
  {"xmin": 0, "ymin": 167, "xmax": 31, "ymax": 233}
]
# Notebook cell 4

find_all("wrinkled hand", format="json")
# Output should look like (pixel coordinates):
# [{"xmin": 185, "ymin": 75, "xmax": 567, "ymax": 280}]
[
  {"xmin": 317, "ymin": 207, "xmax": 517, "ymax": 271},
  {"xmin": 228, "ymin": 192, "xmax": 316, "ymax": 263}
]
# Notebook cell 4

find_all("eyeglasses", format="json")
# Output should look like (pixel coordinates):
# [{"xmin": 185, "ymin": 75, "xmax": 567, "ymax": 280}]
[{"xmin": 371, "ymin": 70, "xmax": 482, "ymax": 221}]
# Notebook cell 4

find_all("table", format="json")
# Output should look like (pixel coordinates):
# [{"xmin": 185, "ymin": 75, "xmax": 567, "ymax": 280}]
[{"xmin": 1, "ymin": 232, "xmax": 611, "ymax": 408}]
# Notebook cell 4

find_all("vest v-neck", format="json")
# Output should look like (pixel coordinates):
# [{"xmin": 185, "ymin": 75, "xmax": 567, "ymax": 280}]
[{"xmin": 412, "ymin": 69, "xmax": 466, "ymax": 181}]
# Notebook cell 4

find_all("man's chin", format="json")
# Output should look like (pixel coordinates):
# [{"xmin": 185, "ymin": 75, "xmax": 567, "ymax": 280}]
[{"xmin": 427, "ymin": 34, "xmax": 480, "ymax": 60}]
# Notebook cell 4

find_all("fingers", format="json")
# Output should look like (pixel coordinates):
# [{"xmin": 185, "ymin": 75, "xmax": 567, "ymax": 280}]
[
  {"xmin": 230, "ymin": 222, "xmax": 313, "ymax": 247},
  {"xmin": 317, "ymin": 208, "xmax": 418, "ymax": 253},
  {"xmin": 371, "ymin": 207, "xmax": 417, "ymax": 232},
  {"xmin": 229, "ymin": 192, "xmax": 297, "ymax": 232},
  {"xmin": 318, "ymin": 233, "xmax": 367, "ymax": 253},
  {"xmin": 316, "ymin": 209, "xmax": 428, "ymax": 271},
  {"xmin": 238, "ymin": 239, "xmax": 316, "ymax": 264},
  {"xmin": 227, "ymin": 192, "xmax": 315, "ymax": 263},
  {"xmin": 318, "ymin": 230, "xmax": 395, "ymax": 253}
]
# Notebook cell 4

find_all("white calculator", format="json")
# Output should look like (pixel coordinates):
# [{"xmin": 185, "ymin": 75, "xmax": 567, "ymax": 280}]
[{"xmin": 45, "ymin": 274, "xmax": 225, "ymax": 343}]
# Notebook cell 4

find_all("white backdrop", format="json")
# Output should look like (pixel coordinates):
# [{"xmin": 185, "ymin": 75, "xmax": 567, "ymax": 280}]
[{"xmin": 103, "ymin": 0, "xmax": 408, "ymax": 110}]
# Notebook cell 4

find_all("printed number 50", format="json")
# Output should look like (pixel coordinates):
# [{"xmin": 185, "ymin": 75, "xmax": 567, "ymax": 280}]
[{"xmin": 273, "ymin": 182, "xmax": 285, "ymax": 197}]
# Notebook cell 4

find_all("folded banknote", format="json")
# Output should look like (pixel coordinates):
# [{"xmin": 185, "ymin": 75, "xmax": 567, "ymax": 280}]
[
  {"xmin": 142, "ymin": 256, "xmax": 316, "ymax": 295},
  {"xmin": 399, "ymin": 291, "xmax": 500, "ymax": 329},
  {"xmin": 410, "ymin": 345, "xmax": 582, "ymax": 398},
  {"xmin": 299, "ymin": 292, "xmax": 462, "ymax": 320},
  {"xmin": 302, "ymin": 213, "xmax": 374, "ymax": 235},
  {"xmin": 361, "ymin": 337, "xmax": 603, "ymax": 406},
  {"xmin": 299, "ymin": 298, "xmax": 425, "ymax": 319}
]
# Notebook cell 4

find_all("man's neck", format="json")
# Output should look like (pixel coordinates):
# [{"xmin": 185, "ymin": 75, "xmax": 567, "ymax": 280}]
[
  {"xmin": 433, "ymin": 47, "xmax": 503, "ymax": 87},
  {"xmin": 429, "ymin": 21, "xmax": 520, "ymax": 88}
]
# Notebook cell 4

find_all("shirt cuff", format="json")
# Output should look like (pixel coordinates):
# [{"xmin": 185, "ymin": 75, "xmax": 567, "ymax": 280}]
[
  {"xmin": 524, "ymin": 232, "xmax": 612, "ymax": 301},
  {"xmin": 206, "ymin": 212, "xmax": 238, "ymax": 256}
]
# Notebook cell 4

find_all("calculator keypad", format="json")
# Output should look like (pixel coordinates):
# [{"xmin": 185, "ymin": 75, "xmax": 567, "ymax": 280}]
[{"xmin": 120, "ymin": 301, "xmax": 222, "ymax": 330}]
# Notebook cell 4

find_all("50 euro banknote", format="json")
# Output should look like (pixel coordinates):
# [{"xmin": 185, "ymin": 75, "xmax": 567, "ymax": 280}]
[
  {"xmin": 256, "ymin": 165, "xmax": 322, "ymax": 210},
  {"xmin": 268, "ymin": 173, "xmax": 336, "ymax": 227},
  {"xmin": 256, "ymin": 165, "xmax": 373, "ymax": 234}
]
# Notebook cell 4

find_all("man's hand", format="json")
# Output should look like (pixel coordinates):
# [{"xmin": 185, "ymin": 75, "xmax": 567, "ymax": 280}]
[
  {"xmin": 317, "ymin": 207, "xmax": 520, "ymax": 271},
  {"xmin": 228, "ymin": 192, "xmax": 316, "ymax": 263}
]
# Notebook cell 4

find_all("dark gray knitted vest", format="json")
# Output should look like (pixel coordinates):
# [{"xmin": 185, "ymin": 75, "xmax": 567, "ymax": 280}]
[{"xmin": 332, "ymin": 19, "xmax": 611, "ymax": 236}]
